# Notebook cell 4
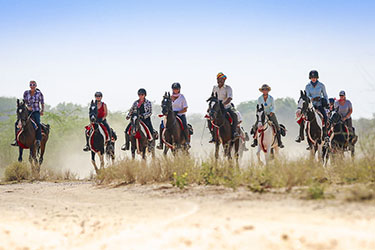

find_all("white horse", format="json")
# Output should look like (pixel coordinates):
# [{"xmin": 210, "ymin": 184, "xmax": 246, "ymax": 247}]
[{"xmin": 255, "ymin": 104, "xmax": 279, "ymax": 164}]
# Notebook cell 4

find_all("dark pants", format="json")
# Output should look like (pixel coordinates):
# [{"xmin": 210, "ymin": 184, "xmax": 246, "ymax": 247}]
[
  {"xmin": 98, "ymin": 118, "xmax": 112, "ymax": 138},
  {"xmin": 226, "ymin": 108, "xmax": 238, "ymax": 135},
  {"xmin": 177, "ymin": 114, "xmax": 187, "ymax": 129},
  {"xmin": 344, "ymin": 118, "xmax": 354, "ymax": 134}
]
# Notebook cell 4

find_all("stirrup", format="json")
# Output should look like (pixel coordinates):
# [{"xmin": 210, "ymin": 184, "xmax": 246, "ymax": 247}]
[
  {"xmin": 209, "ymin": 138, "xmax": 215, "ymax": 143},
  {"xmin": 11, "ymin": 140, "xmax": 18, "ymax": 146},
  {"xmin": 251, "ymin": 141, "xmax": 257, "ymax": 147},
  {"xmin": 156, "ymin": 144, "xmax": 163, "ymax": 150}
]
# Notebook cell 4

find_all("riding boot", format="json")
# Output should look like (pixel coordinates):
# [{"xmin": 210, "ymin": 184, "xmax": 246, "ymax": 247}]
[
  {"xmin": 183, "ymin": 129, "xmax": 191, "ymax": 149},
  {"xmin": 209, "ymin": 130, "xmax": 215, "ymax": 143},
  {"xmin": 251, "ymin": 139, "xmax": 258, "ymax": 147},
  {"xmin": 11, "ymin": 123, "xmax": 18, "ymax": 146},
  {"xmin": 295, "ymin": 123, "xmax": 304, "ymax": 143},
  {"xmin": 277, "ymin": 131, "xmax": 284, "ymax": 148},
  {"xmin": 121, "ymin": 133, "xmax": 130, "ymax": 151},
  {"xmin": 83, "ymin": 133, "xmax": 90, "ymax": 151}
]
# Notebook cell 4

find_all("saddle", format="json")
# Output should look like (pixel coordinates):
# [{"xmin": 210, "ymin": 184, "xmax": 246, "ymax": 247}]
[
  {"xmin": 128, "ymin": 121, "xmax": 153, "ymax": 141},
  {"xmin": 85, "ymin": 123, "xmax": 110, "ymax": 142}
]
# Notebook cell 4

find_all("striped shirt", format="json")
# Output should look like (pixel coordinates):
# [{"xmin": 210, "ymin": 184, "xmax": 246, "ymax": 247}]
[{"xmin": 23, "ymin": 89, "xmax": 44, "ymax": 112}]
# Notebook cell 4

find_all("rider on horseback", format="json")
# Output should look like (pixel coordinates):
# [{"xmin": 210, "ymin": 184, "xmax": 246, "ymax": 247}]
[
  {"xmin": 334, "ymin": 90, "xmax": 356, "ymax": 140},
  {"xmin": 83, "ymin": 92, "xmax": 112, "ymax": 151},
  {"xmin": 157, "ymin": 82, "xmax": 190, "ymax": 149},
  {"xmin": 11, "ymin": 80, "xmax": 44, "ymax": 148},
  {"xmin": 296, "ymin": 70, "xmax": 329, "ymax": 143},
  {"xmin": 251, "ymin": 84, "xmax": 284, "ymax": 148},
  {"xmin": 122, "ymin": 88, "xmax": 156, "ymax": 151},
  {"xmin": 208, "ymin": 72, "xmax": 240, "ymax": 143}
]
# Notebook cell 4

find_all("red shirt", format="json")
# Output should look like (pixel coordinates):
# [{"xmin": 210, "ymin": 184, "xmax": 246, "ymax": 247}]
[{"xmin": 97, "ymin": 102, "xmax": 106, "ymax": 119}]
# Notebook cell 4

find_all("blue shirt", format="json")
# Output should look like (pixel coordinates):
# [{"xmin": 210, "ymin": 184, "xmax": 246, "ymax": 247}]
[
  {"xmin": 257, "ymin": 95, "xmax": 274, "ymax": 115},
  {"xmin": 305, "ymin": 81, "xmax": 328, "ymax": 105}
]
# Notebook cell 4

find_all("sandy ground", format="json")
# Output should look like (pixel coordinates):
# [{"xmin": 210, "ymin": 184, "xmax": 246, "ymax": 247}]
[{"xmin": 0, "ymin": 182, "xmax": 374, "ymax": 250}]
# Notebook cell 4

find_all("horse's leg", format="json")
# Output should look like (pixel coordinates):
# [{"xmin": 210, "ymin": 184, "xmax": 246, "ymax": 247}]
[
  {"xmin": 91, "ymin": 152, "xmax": 99, "ymax": 174},
  {"xmin": 163, "ymin": 146, "xmax": 168, "ymax": 156},
  {"xmin": 18, "ymin": 146, "xmax": 23, "ymax": 162},
  {"xmin": 98, "ymin": 152, "xmax": 104, "ymax": 169},
  {"xmin": 142, "ymin": 148, "xmax": 146, "ymax": 160},
  {"xmin": 256, "ymin": 146, "xmax": 262, "ymax": 165},
  {"xmin": 38, "ymin": 138, "xmax": 47, "ymax": 167},
  {"xmin": 234, "ymin": 140, "xmax": 240, "ymax": 164},
  {"xmin": 215, "ymin": 142, "xmax": 220, "ymax": 159}
]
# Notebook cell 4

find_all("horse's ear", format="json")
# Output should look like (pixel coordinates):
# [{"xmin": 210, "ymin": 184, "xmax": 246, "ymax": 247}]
[
  {"xmin": 211, "ymin": 91, "xmax": 214, "ymax": 97},
  {"xmin": 215, "ymin": 92, "xmax": 218, "ymax": 98},
  {"xmin": 300, "ymin": 90, "xmax": 304, "ymax": 97},
  {"xmin": 168, "ymin": 92, "xmax": 170, "ymax": 98},
  {"xmin": 17, "ymin": 99, "xmax": 19, "ymax": 106},
  {"xmin": 303, "ymin": 90, "xmax": 307, "ymax": 96},
  {"xmin": 91, "ymin": 100, "xmax": 94, "ymax": 105}
]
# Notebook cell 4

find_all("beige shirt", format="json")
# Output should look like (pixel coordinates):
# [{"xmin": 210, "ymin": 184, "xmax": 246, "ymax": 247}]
[{"xmin": 212, "ymin": 84, "xmax": 233, "ymax": 109}]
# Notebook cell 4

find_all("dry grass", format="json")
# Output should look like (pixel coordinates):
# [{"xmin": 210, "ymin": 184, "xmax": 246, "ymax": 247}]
[
  {"xmin": 95, "ymin": 154, "xmax": 375, "ymax": 194},
  {"xmin": 4, "ymin": 162, "xmax": 30, "ymax": 181}
]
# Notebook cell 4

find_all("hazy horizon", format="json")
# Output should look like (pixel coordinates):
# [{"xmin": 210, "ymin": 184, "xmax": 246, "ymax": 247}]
[{"xmin": 1, "ymin": 0, "xmax": 374, "ymax": 119}]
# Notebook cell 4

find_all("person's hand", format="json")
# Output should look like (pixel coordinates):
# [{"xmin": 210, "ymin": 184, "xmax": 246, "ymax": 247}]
[
  {"xmin": 269, "ymin": 112, "xmax": 274, "ymax": 116},
  {"xmin": 126, "ymin": 115, "xmax": 130, "ymax": 120},
  {"xmin": 342, "ymin": 117, "xmax": 346, "ymax": 121},
  {"xmin": 27, "ymin": 106, "xmax": 32, "ymax": 111},
  {"xmin": 40, "ymin": 110, "xmax": 44, "ymax": 116}
]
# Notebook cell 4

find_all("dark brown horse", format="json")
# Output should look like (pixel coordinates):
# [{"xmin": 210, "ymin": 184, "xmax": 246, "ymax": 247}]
[
  {"xmin": 16, "ymin": 99, "xmax": 49, "ymax": 177},
  {"xmin": 159, "ymin": 92, "xmax": 190, "ymax": 156},
  {"xmin": 207, "ymin": 93, "xmax": 239, "ymax": 160},
  {"xmin": 128, "ymin": 108, "xmax": 155, "ymax": 159}
]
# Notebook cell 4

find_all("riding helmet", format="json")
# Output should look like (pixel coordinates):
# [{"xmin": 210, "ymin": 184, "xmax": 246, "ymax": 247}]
[
  {"xmin": 138, "ymin": 88, "xmax": 147, "ymax": 96},
  {"xmin": 171, "ymin": 82, "xmax": 181, "ymax": 89},
  {"xmin": 309, "ymin": 70, "xmax": 319, "ymax": 79},
  {"xmin": 329, "ymin": 98, "xmax": 335, "ymax": 104},
  {"xmin": 95, "ymin": 91, "xmax": 103, "ymax": 97}
]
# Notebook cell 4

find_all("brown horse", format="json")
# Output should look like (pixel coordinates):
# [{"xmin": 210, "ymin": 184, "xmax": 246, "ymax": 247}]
[
  {"xmin": 16, "ymin": 99, "xmax": 49, "ymax": 178},
  {"xmin": 207, "ymin": 93, "xmax": 239, "ymax": 160},
  {"xmin": 159, "ymin": 92, "xmax": 190, "ymax": 156},
  {"xmin": 128, "ymin": 108, "xmax": 155, "ymax": 159}
]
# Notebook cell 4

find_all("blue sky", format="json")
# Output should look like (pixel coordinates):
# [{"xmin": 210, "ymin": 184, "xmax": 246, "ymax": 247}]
[{"xmin": 0, "ymin": 0, "xmax": 374, "ymax": 118}]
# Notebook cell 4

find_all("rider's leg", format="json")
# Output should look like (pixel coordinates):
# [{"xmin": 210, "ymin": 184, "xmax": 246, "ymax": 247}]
[
  {"xmin": 143, "ymin": 118, "xmax": 154, "ymax": 139},
  {"xmin": 11, "ymin": 121, "xmax": 19, "ymax": 146},
  {"xmin": 32, "ymin": 111, "xmax": 42, "ymax": 147},
  {"xmin": 121, "ymin": 124, "xmax": 131, "ymax": 151},
  {"xmin": 296, "ymin": 121, "xmax": 305, "ymax": 142},
  {"xmin": 251, "ymin": 122, "xmax": 258, "ymax": 147},
  {"xmin": 178, "ymin": 114, "xmax": 189, "ymax": 144},
  {"xmin": 317, "ymin": 105, "xmax": 328, "ymax": 139},
  {"xmin": 227, "ymin": 108, "xmax": 239, "ymax": 139},
  {"xmin": 157, "ymin": 121, "xmax": 164, "ymax": 149},
  {"xmin": 208, "ymin": 119, "xmax": 215, "ymax": 143},
  {"xmin": 269, "ymin": 114, "xmax": 284, "ymax": 148}
]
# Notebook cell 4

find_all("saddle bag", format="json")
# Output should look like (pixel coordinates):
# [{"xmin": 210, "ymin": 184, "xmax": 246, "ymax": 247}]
[
  {"xmin": 280, "ymin": 124, "xmax": 286, "ymax": 137},
  {"xmin": 188, "ymin": 124, "xmax": 194, "ymax": 135}
]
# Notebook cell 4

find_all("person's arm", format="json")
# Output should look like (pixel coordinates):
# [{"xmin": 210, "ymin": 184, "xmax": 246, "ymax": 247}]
[
  {"xmin": 103, "ymin": 103, "xmax": 108, "ymax": 120},
  {"xmin": 40, "ymin": 92, "xmax": 45, "ymax": 115},
  {"xmin": 321, "ymin": 84, "xmax": 328, "ymax": 101},
  {"xmin": 305, "ymin": 85, "xmax": 312, "ymax": 99},
  {"xmin": 223, "ymin": 86, "xmax": 233, "ymax": 106},
  {"xmin": 126, "ymin": 102, "xmax": 136, "ymax": 119},
  {"xmin": 143, "ymin": 101, "xmax": 152, "ymax": 119},
  {"xmin": 269, "ymin": 96, "xmax": 275, "ymax": 115}
]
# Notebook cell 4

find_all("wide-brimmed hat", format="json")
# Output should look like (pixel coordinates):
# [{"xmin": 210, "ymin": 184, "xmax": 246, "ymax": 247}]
[{"xmin": 259, "ymin": 84, "xmax": 271, "ymax": 92}]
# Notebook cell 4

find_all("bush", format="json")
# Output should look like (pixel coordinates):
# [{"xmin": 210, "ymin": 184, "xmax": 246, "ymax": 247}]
[{"xmin": 4, "ymin": 162, "xmax": 30, "ymax": 181}]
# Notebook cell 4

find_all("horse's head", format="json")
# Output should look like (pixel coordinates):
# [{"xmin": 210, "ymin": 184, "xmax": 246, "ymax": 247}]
[
  {"xmin": 207, "ymin": 92, "xmax": 223, "ymax": 120},
  {"xmin": 161, "ymin": 92, "xmax": 173, "ymax": 115},
  {"xmin": 16, "ymin": 99, "xmax": 28, "ymax": 126},
  {"xmin": 256, "ymin": 104, "xmax": 266, "ymax": 128},
  {"xmin": 297, "ymin": 90, "xmax": 313, "ymax": 115},
  {"xmin": 130, "ymin": 108, "xmax": 141, "ymax": 136},
  {"xmin": 329, "ymin": 109, "xmax": 342, "ymax": 125},
  {"xmin": 89, "ymin": 100, "xmax": 98, "ymax": 123}
]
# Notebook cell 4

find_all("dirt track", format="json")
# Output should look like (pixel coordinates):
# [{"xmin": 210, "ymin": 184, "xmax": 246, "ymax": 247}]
[{"xmin": 0, "ymin": 182, "xmax": 374, "ymax": 250}]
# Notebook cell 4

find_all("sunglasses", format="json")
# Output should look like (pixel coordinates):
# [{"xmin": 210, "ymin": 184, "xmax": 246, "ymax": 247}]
[
  {"xmin": 30, "ymin": 83, "xmax": 36, "ymax": 87},
  {"xmin": 95, "ymin": 95, "xmax": 102, "ymax": 97}
]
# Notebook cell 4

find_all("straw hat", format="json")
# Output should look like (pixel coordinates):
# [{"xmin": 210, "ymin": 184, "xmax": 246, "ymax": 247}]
[{"xmin": 259, "ymin": 84, "xmax": 271, "ymax": 92}]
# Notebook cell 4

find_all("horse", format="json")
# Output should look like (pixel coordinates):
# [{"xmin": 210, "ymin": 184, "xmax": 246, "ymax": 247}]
[
  {"xmin": 296, "ymin": 90, "xmax": 328, "ymax": 162},
  {"xmin": 206, "ymin": 93, "xmax": 239, "ymax": 160},
  {"xmin": 128, "ymin": 107, "xmax": 155, "ymax": 159},
  {"xmin": 85, "ymin": 100, "xmax": 114, "ymax": 173},
  {"xmin": 328, "ymin": 110, "xmax": 357, "ymax": 158},
  {"xmin": 16, "ymin": 99, "xmax": 50, "ymax": 178},
  {"xmin": 159, "ymin": 92, "xmax": 190, "ymax": 156},
  {"xmin": 254, "ymin": 104, "xmax": 282, "ymax": 164}
]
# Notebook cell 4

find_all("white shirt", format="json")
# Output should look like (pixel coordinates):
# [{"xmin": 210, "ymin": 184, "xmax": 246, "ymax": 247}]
[
  {"xmin": 172, "ymin": 94, "xmax": 188, "ymax": 115},
  {"xmin": 257, "ymin": 95, "xmax": 275, "ymax": 115},
  {"xmin": 212, "ymin": 84, "xmax": 233, "ymax": 109}
]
